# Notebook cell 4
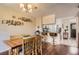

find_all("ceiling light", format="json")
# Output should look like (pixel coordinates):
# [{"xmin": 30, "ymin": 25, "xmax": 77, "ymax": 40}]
[
  {"xmin": 23, "ymin": 8, "xmax": 26, "ymax": 11},
  {"xmin": 20, "ymin": 3, "xmax": 37, "ymax": 13},
  {"xmin": 20, "ymin": 3, "xmax": 24, "ymax": 8}
]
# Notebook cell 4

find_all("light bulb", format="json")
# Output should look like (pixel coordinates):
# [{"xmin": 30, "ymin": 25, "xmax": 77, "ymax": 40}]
[
  {"xmin": 20, "ymin": 3, "xmax": 24, "ymax": 8},
  {"xmin": 27, "ymin": 4, "xmax": 32, "ymax": 9},
  {"xmin": 23, "ymin": 8, "xmax": 26, "ymax": 11},
  {"xmin": 28, "ymin": 9, "xmax": 32, "ymax": 13}
]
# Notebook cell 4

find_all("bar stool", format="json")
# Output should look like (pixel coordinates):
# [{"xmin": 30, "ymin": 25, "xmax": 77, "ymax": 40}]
[
  {"xmin": 49, "ymin": 32, "xmax": 58, "ymax": 54},
  {"xmin": 41, "ymin": 32, "xmax": 47, "ymax": 42},
  {"xmin": 49, "ymin": 32, "xmax": 57, "ymax": 45},
  {"xmin": 23, "ymin": 37, "xmax": 35, "ymax": 55},
  {"xmin": 34, "ymin": 35, "xmax": 42, "ymax": 55},
  {"xmin": 9, "ymin": 45, "xmax": 22, "ymax": 55}
]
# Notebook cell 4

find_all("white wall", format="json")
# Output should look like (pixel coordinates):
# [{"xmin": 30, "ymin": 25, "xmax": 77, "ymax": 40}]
[
  {"xmin": 35, "ymin": 15, "xmax": 56, "ymax": 43},
  {"xmin": 35, "ymin": 15, "xmax": 77, "ymax": 41},
  {"xmin": 77, "ymin": 12, "xmax": 79, "ymax": 47},
  {"xmin": 56, "ymin": 17, "xmax": 77, "ymax": 40},
  {"xmin": 77, "ymin": 12, "xmax": 79, "ymax": 33}
]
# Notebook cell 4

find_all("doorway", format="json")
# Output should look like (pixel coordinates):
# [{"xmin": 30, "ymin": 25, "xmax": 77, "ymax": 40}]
[{"xmin": 70, "ymin": 23, "xmax": 76, "ymax": 39}]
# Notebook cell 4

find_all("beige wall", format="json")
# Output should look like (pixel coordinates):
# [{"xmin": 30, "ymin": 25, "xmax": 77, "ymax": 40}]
[
  {"xmin": 42, "ymin": 15, "xmax": 55, "ymax": 24},
  {"xmin": 0, "ymin": 5, "xmax": 36, "ymax": 52},
  {"xmin": 0, "ymin": 5, "xmax": 35, "ymax": 41},
  {"xmin": 35, "ymin": 14, "xmax": 55, "ymax": 32},
  {"xmin": 35, "ymin": 16, "xmax": 42, "ymax": 32}
]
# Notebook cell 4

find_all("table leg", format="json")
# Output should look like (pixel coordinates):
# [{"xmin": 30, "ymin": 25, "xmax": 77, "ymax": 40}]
[{"xmin": 8, "ymin": 48, "xmax": 12, "ymax": 55}]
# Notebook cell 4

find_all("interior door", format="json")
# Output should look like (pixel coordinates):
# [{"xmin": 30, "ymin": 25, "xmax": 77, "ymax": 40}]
[{"xmin": 70, "ymin": 23, "xmax": 76, "ymax": 38}]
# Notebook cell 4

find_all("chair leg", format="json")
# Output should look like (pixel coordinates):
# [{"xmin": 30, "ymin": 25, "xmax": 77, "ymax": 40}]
[
  {"xmin": 12, "ymin": 49, "xmax": 15, "ymax": 55},
  {"xmin": 9, "ymin": 48, "xmax": 15, "ymax": 55},
  {"xmin": 32, "ymin": 50, "xmax": 34, "ymax": 55},
  {"xmin": 35, "ymin": 48, "xmax": 37, "ymax": 55},
  {"xmin": 40, "ymin": 46, "xmax": 42, "ymax": 55},
  {"xmin": 9, "ymin": 48, "xmax": 19, "ymax": 55},
  {"xmin": 15, "ymin": 48, "xmax": 19, "ymax": 55},
  {"xmin": 39, "ymin": 45, "xmax": 42, "ymax": 55}
]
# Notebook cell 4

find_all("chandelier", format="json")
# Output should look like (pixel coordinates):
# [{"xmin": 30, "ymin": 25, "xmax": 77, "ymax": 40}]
[{"xmin": 20, "ymin": 3, "xmax": 37, "ymax": 13}]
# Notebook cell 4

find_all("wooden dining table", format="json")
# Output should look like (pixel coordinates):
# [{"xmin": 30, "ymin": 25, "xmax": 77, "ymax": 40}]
[
  {"xmin": 4, "ymin": 38, "xmax": 23, "ymax": 49},
  {"xmin": 4, "ymin": 38, "xmax": 23, "ymax": 55},
  {"xmin": 4, "ymin": 34, "xmax": 41, "ymax": 48},
  {"xmin": 3, "ymin": 35, "xmax": 36, "ymax": 55}
]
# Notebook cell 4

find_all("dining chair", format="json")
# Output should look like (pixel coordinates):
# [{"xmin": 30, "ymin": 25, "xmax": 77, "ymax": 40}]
[
  {"xmin": 34, "ymin": 35, "xmax": 42, "ymax": 55},
  {"xmin": 9, "ymin": 46, "xmax": 20, "ymax": 55},
  {"xmin": 23, "ymin": 37, "xmax": 35, "ymax": 55}
]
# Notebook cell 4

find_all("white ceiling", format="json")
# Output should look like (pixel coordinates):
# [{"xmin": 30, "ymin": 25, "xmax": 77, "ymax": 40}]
[{"xmin": 0, "ymin": 3, "xmax": 79, "ymax": 18}]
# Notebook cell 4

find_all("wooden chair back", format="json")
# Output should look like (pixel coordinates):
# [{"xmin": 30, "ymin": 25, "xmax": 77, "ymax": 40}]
[
  {"xmin": 23, "ymin": 37, "xmax": 35, "ymax": 55},
  {"xmin": 34, "ymin": 35, "xmax": 42, "ymax": 55}
]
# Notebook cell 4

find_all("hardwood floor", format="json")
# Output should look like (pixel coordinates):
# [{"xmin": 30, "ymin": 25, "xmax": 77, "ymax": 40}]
[
  {"xmin": 42, "ymin": 42, "xmax": 79, "ymax": 55},
  {"xmin": 0, "ymin": 50, "xmax": 8, "ymax": 55},
  {"xmin": 0, "ymin": 42, "xmax": 79, "ymax": 55}
]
